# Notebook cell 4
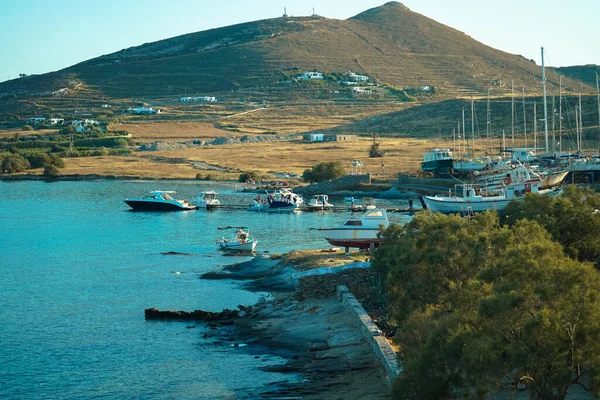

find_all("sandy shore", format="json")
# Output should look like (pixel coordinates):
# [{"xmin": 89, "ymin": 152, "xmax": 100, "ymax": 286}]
[{"xmin": 199, "ymin": 253, "xmax": 392, "ymax": 399}]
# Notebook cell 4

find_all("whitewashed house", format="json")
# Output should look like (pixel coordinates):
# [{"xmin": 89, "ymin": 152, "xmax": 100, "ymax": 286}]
[
  {"xmin": 345, "ymin": 71, "xmax": 369, "ymax": 82},
  {"xmin": 352, "ymin": 87, "xmax": 373, "ymax": 96},
  {"xmin": 180, "ymin": 96, "xmax": 216, "ymax": 102},
  {"xmin": 26, "ymin": 117, "xmax": 46, "ymax": 125},
  {"xmin": 297, "ymin": 71, "xmax": 323, "ymax": 80},
  {"xmin": 72, "ymin": 119, "xmax": 99, "ymax": 133},
  {"xmin": 47, "ymin": 118, "xmax": 65, "ymax": 126},
  {"xmin": 127, "ymin": 107, "xmax": 160, "ymax": 114}
]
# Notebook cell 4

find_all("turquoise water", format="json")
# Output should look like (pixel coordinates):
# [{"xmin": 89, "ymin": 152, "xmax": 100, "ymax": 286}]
[{"xmin": 0, "ymin": 180, "xmax": 410, "ymax": 398}]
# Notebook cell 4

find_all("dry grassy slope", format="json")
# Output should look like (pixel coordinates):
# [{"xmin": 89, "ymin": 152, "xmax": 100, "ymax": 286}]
[
  {"xmin": 318, "ymin": 93, "xmax": 600, "ymax": 138},
  {"xmin": 554, "ymin": 65, "xmax": 600, "ymax": 86},
  {"xmin": 0, "ymin": 1, "xmax": 589, "ymax": 102}
]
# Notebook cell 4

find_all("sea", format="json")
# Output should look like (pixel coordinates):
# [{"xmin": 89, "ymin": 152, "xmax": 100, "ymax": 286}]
[{"xmin": 0, "ymin": 180, "xmax": 411, "ymax": 399}]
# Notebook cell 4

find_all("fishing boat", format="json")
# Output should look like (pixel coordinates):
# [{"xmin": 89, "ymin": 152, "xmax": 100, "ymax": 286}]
[
  {"xmin": 314, "ymin": 208, "xmax": 389, "ymax": 250},
  {"xmin": 124, "ymin": 190, "xmax": 197, "ymax": 211},
  {"xmin": 421, "ymin": 180, "xmax": 562, "ymax": 214},
  {"xmin": 247, "ymin": 188, "xmax": 303, "ymax": 212},
  {"xmin": 217, "ymin": 226, "xmax": 257, "ymax": 252},
  {"xmin": 193, "ymin": 190, "xmax": 221, "ymax": 210},
  {"xmin": 305, "ymin": 194, "xmax": 334, "ymax": 211},
  {"xmin": 421, "ymin": 148, "xmax": 454, "ymax": 175}
]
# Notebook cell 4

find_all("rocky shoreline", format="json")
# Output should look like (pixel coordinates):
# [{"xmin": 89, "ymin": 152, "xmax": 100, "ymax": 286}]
[{"xmin": 147, "ymin": 252, "xmax": 393, "ymax": 399}]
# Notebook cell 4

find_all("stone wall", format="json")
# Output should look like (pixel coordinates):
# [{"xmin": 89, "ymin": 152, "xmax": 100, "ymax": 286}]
[
  {"xmin": 294, "ymin": 173, "xmax": 371, "ymax": 195},
  {"xmin": 294, "ymin": 263, "xmax": 372, "ymax": 300},
  {"xmin": 337, "ymin": 285, "xmax": 402, "ymax": 386}
]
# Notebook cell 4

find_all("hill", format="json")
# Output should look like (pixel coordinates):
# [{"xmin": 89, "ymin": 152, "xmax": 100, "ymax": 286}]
[
  {"xmin": 554, "ymin": 64, "xmax": 600, "ymax": 87},
  {"xmin": 0, "ymin": 1, "xmax": 589, "ymax": 111}
]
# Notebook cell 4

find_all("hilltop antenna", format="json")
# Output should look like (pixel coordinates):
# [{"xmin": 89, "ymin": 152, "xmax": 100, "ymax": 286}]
[
  {"xmin": 312, "ymin": 7, "xmax": 316, "ymax": 16},
  {"xmin": 283, "ymin": 7, "xmax": 288, "ymax": 18}
]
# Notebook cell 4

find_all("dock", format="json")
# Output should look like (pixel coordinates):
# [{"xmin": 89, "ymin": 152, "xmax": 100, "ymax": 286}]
[{"xmin": 206, "ymin": 205, "xmax": 420, "ymax": 213}]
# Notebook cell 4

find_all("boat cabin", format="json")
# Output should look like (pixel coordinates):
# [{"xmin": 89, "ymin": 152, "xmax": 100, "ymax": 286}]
[{"xmin": 423, "ymin": 148, "xmax": 453, "ymax": 162}]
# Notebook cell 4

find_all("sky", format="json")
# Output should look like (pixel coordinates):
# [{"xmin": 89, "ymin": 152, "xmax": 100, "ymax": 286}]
[{"xmin": 1, "ymin": 0, "xmax": 598, "ymax": 83}]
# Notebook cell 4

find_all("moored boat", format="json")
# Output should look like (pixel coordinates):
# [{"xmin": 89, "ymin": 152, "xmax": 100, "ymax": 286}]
[
  {"xmin": 247, "ymin": 188, "xmax": 302, "ymax": 212},
  {"xmin": 217, "ymin": 226, "xmax": 257, "ymax": 252},
  {"xmin": 421, "ymin": 148, "xmax": 454, "ymax": 175},
  {"xmin": 124, "ymin": 190, "xmax": 197, "ymax": 211},
  {"xmin": 421, "ymin": 180, "xmax": 562, "ymax": 214},
  {"xmin": 350, "ymin": 197, "xmax": 376, "ymax": 212},
  {"xmin": 193, "ymin": 190, "xmax": 221, "ymax": 210},
  {"xmin": 306, "ymin": 194, "xmax": 334, "ymax": 211},
  {"xmin": 314, "ymin": 208, "xmax": 389, "ymax": 250}
]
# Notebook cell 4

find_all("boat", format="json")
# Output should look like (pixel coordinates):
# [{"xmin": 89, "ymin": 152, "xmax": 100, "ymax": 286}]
[
  {"xmin": 305, "ymin": 194, "xmax": 334, "ymax": 211},
  {"xmin": 216, "ymin": 226, "xmax": 257, "ymax": 252},
  {"xmin": 314, "ymin": 208, "xmax": 389, "ymax": 250},
  {"xmin": 421, "ymin": 148, "xmax": 454, "ymax": 175},
  {"xmin": 247, "ymin": 188, "xmax": 303, "ymax": 212},
  {"xmin": 193, "ymin": 190, "xmax": 221, "ymax": 210},
  {"xmin": 453, "ymin": 157, "xmax": 489, "ymax": 174},
  {"xmin": 350, "ymin": 197, "xmax": 376, "ymax": 212},
  {"xmin": 124, "ymin": 190, "xmax": 197, "ymax": 211},
  {"xmin": 421, "ymin": 180, "xmax": 562, "ymax": 214}
]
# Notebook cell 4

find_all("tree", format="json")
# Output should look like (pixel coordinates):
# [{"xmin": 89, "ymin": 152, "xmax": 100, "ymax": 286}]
[
  {"xmin": 502, "ymin": 186, "xmax": 600, "ymax": 266},
  {"xmin": 375, "ymin": 213, "xmax": 600, "ymax": 399},
  {"xmin": 369, "ymin": 132, "xmax": 383, "ymax": 157},
  {"xmin": 43, "ymin": 165, "xmax": 60, "ymax": 178},
  {"xmin": 48, "ymin": 153, "xmax": 64, "ymax": 168},
  {"xmin": 239, "ymin": 170, "xmax": 261, "ymax": 183},
  {"xmin": 26, "ymin": 153, "xmax": 52, "ymax": 169},
  {"xmin": 302, "ymin": 161, "xmax": 345, "ymax": 183},
  {"xmin": 22, "ymin": 125, "xmax": 33, "ymax": 131},
  {"xmin": 1, "ymin": 154, "xmax": 30, "ymax": 173}
]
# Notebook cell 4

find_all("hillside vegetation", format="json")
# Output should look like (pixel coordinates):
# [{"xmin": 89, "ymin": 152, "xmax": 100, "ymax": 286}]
[{"xmin": 0, "ymin": 2, "xmax": 589, "ymax": 105}]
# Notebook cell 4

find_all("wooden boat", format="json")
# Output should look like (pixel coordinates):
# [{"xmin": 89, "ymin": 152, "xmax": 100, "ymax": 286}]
[{"xmin": 314, "ymin": 208, "xmax": 389, "ymax": 250}]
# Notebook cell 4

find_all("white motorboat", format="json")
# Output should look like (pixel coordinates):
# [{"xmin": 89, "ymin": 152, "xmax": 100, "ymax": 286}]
[
  {"xmin": 124, "ymin": 190, "xmax": 197, "ymax": 211},
  {"xmin": 422, "ymin": 180, "xmax": 562, "ymax": 214},
  {"xmin": 193, "ymin": 190, "xmax": 221, "ymax": 210},
  {"xmin": 217, "ymin": 226, "xmax": 257, "ymax": 252},
  {"xmin": 314, "ymin": 208, "xmax": 389, "ymax": 250},
  {"xmin": 306, "ymin": 194, "xmax": 334, "ymax": 211},
  {"xmin": 247, "ymin": 188, "xmax": 302, "ymax": 212}
]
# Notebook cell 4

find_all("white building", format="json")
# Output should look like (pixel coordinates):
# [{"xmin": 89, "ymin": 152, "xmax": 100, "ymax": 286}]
[
  {"xmin": 26, "ymin": 117, "xmax": 46, "ymax": 125},
  {"xmin": 180, "ymin": 96, "xmax": 217, "ymax": 102},
  {"xmin": 297, "ymin": 71, "xmax": 323, "ymax": 80},
  {"xmin": 72, "ymin": 119, "xmax": 99, "ymax": 133},
  {"xmin": 345, "ymin": 71, "xmax": 369, "ymax": 82},
  {"xmin": 127, "ymin": 107, "xmax": 160, "ymax": 114},
  {"xmin": 47, "ymin": 118, "xmax": 65, "ymax": 126},
  {"xmin": 352, "ymin": 87, "xmax": 373, "ymax": 96},
  {"xmin": 303, "ymin": 133, "xmax": 324, "ymax": 142}
]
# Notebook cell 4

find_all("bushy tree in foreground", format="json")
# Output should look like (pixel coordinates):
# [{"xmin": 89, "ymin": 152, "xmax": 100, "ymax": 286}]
[
  {"xmin": 502, "ymin": 185, "xmax": 600, "ymax": 266},
  {"xmin": 302, "ymin": 161, "xmax": 345, "ymax": 183},
  {"xmin": 373, "ymin": 212, "xmax": 600, "ymax": 399}
]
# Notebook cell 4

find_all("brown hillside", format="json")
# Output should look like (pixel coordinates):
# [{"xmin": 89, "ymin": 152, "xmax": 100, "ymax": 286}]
[{"xmin": 0, "ymin": 1, "xmax": 588, "ymax": 104}]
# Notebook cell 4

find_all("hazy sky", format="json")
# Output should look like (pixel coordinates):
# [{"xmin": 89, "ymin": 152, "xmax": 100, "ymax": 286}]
[{"xmin": 1, "ymin": 0, "xmax": 598, "ymax": 83}]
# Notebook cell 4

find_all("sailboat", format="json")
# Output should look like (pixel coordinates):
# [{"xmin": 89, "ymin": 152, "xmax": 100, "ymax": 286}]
[{"xmin": 453, "ymin": 97, "xmax": 489, "ymax": 173}]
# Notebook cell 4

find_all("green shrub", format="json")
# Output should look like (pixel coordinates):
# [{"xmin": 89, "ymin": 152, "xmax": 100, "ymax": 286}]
[
  {"xmin": 22, "ymin": 125, "xmax": 33, "ymax": 131},
  {"xmin": 1, "ymin": 154, "xmax": 30, "ymax": 173},
  {"xmin": 302, "ymin": 161, "xmax": 345, "ymax": 183},
  {"xmin": 26, "ymin": 153, "xmax": 52, "ymax": 168},
  {"xmin": 43, "ymin": 165, "xmax": 61, "ymax": 177},
  {"xmin": 239, "ymin": 171, "xmax": 261, "ymax": 183},
  {"xmin": 48, "ymin": 153, "xmax": 64, "ymax": 168}
]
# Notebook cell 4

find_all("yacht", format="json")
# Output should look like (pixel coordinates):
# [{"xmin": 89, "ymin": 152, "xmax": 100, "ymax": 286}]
[
  {"xmin": 124, "ymin": 190, "xmax": 197, "ymax": 211},
  {"xmin": 306, "ymin": 194, "xmax": 334, "ymax": 211},
  {"xmin": 194, "ymin": 190, "xmax": 221, "ymax": 210},
  {"xmin": 314, "ymin": 208, "xmax": 389, "ymax": 251},
  {"xmin": 247, "ymin": 188, "xmax": 303, "ymax": 212}
]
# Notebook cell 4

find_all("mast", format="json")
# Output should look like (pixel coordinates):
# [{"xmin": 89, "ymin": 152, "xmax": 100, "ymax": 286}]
[
  {"xmin": 597, "ymin": 71, "xmax": 600, "ymax": 149},
  {"xmin": 471, "ymin": 96, "xmax": 475, "ymax": 158},
  {"xmin": 457, "ymin": 121, "xmax": 461, "ymax": 157},
  {"xmin": 502, "ymin": 129, "xmax": 506, "ymax": 150},
  {"xmin": 552, "ymin": 89, "xmax": 556, "ymax": 153},
  {"xmin": 576, "ymin": 106, "xmax": 580, "ymax": 152},
  {"xmin": 511, "ymin": 79, "xmax": 515, "ymax": 144},
  {"xmin": 462, "ymin": 107, "xmax": 466, "ymax": 157},
  {"xmin": 579, "ymin": 92, "xmax": 583, "ymax": 151},
  {"xmin": 534, "ymin": 101, "xmax": 537, "ymax": 151},
  {"xmin": 559, "ymin": 76, "xmax": 563, "ymax": 153},
  {"xmin": 522, "ymin": 86, "xmax": 527, "ymax": 147},
  {"xmin": 541, "ymin": 47, "xmax": 549, "ymax": 153},
  {"xmin": 487, "ymin": 88, "xmax": 491, "ymax": 154}
]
